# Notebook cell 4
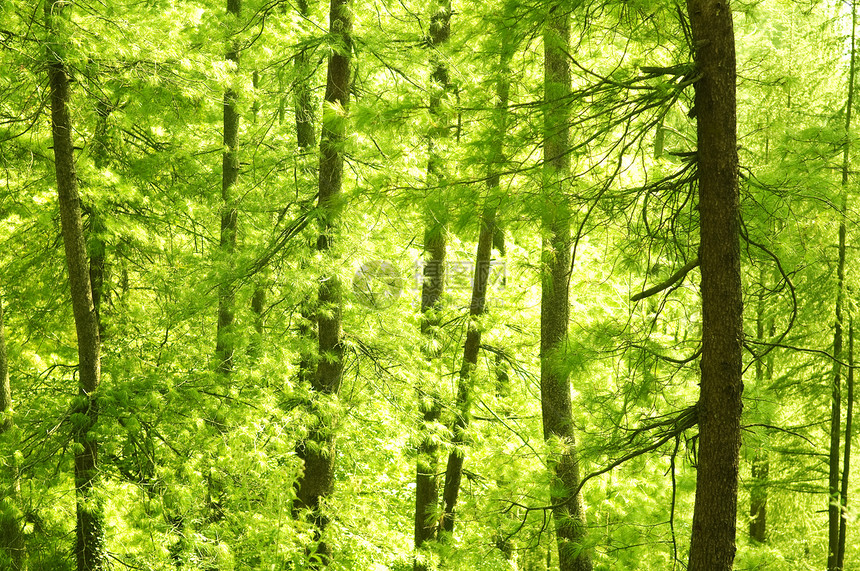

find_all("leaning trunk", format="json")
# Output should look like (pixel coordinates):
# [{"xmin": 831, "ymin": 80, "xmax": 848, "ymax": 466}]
[
  {"xmin": 46, "ymin": 2, "xmax": 105, "ymax": 567},
  {"xmin": 541, "ymin": 4, "xmax": 591, "ymax": 570},
  {"xmin": 685, "ymin": 1, "xmax": 743, "ymax": 570},
  {"xmin": 440, "ymin": 204, "xmax": 498, "ymax": 534}
]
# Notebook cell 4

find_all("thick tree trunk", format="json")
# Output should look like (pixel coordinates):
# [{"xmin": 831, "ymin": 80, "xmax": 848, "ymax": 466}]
[
  {"xmin": 215, "ymin": 0, "xmax": 242, "ymax": 376},
  {"xmin": 293, "ymin": 0, "xmax": 352, "ymax": 564},
  {"xmin": 541, "ymin": 5, "xmax": 591, "ymax": 571},
  {"xmin": 685, "ymin": 2, "xmax": 743, "ymax": 570},
  {"xmin": 45, "ymin": 3, "xmax": 105, "ymax": 567},
  {"xmin": 414, "ymin": 2, "xmax": 452, "ymax": 567}
]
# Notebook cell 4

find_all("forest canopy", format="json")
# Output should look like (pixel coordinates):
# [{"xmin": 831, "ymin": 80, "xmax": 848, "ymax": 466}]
[{"xmin": 0, "ymin": 0, "xmax": 858, "ymax": 570}]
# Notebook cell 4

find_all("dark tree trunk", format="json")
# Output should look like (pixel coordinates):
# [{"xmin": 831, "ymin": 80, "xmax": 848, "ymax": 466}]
[
  {"xmin": 414, "ymin": 2, "xmax": 452, "ymax": 567},
  {"xmin": 215, "ymin": 0, "xmax": 242, "ymax": 376},
  {"xmin": 837, "ymin": 318, "xmax": 854, "ymax": 569},
  {"xmin": 685, "ymin": 2, "xmax": 743, "ymax": 570},
  {"xmin": 541, "ymin": 5, "xmax": 591, "ymax": 570},
  {"xmin": 293, "ymin": 0, "xmax": 352, "ymax": 564},
  {"xmin": 831, "ymin": 5, "xmax": 855, "ymax": 569},
  {"xmin": 440, "ymin": 203, "xmax": 497, "ymax": 534},
  {"xmin": 46, "ymin": 3, "xmax": 105, "ymax": 567},
  {"xmin": 749, "ymin": 267, "xmax": 771, "ymax": 544}
]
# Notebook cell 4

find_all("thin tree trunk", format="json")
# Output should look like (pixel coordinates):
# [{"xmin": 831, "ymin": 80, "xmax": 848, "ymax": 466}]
[
  {"xmin": 215, "ymin": 0, "xmax": 242, "ymax": 376},
  {"xmin": 440, "ymin": 204, "xmax": 497, "ymax": 534},
  {"xmin": 837, "ymin": 317, "xmax": 854, "ymax": 569},
  {"xmin": 0, "ymin": 300, "xmax": 27, "ymax": 571},
  {"xmin": 45, "ymin": 2, "xmax": 105, "ymax": 567},
  {"xmin": 541, "ymin": 5, "xmax": 591, "ymax": 570},
  {"xmin": 749, "ymin": 267, "xmax": 770, "ymax": 544},
  {"xmin": 414, "ymin": 2, "xmax": 452, "ymax": 566},
  {"xmin": 685, "ymin": 2, "xmax": 743, "ymax": 570},
  {"xmin": 831, "ymin": 5, "xmax": 856, "ymax": 569},
  {"xmin": 293, "ymin": 0, "xmax": 352, "ymax": 564}
]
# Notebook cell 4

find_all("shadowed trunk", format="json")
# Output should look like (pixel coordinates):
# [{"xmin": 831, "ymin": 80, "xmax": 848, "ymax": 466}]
[
  {"xmin": 685, "ymin": 1, "xmax": 743, "ymax": 570},
  {"xmin": 293, "ymin": 0, "xmax": 352, "ymax": 564},
  {"xmin": 46, "ymin": 2, "xmax": 105, "ymax": 567},
  {"xmin": 414, "ymin": 2, "xmax": 452, "ymax": 568},
  {"xmin": 214, "ymin": 0, "xmax": 242, "ymax": 376},
  {"xmin": 541, "ymin": 4, "xmax": 591, "ymax": 570}
]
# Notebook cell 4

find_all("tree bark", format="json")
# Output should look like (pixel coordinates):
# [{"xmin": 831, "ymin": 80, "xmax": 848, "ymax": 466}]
[
  {"xmin": 685, "ymin": 2, "xmax": 743, "ymax": 570},
  {"xmin": 440, "ymin": 203, "xmax": 497, "ymax": 535},
  {"xmin": 414, "ymin": 2, "xmax": 452, "ymax": 567},
  {"xmin": 293, "ymin": 0, "xmax": 352, "ymax": 564},
  {"xmin": 831, "ymin": 4, "xmax": 855, "ymax": 569},
  {"xmin": 837, "ymin": 317, "xmax": 854, "ymax": 570},
  {"xmin": 749, "ymin": 267, "xmax": 772, "ymax": 544},
  {"xmin": 215, "ymin": 0, "xmax": 242, "ymax": 376},
  {"xmin": 45, "ymin": 2, "xmax": 105, "ymax": 567},
  {"xmin": 541, "ymin": 5, "xmax": 591, "ymax": 571}
]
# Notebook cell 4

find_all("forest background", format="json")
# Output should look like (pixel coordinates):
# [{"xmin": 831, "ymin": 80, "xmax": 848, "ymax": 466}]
[{"xmin": 0, "ymin": 0, "xmax": 857, "ymax": 570}]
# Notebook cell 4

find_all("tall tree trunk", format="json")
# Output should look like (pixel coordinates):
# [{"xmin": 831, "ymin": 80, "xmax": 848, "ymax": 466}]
[
  {"xmin": 831, "ymin": 4, "xmax": 855, "ymax": 569},
  {"xmin": 440, "ymin": 203, "xmax": 498, "ymax": 535},
  {"xmin": 749, "ymin": 267, "xmax": 771, "ymax": 544},
  {"xmin": 45, "ymin": 2, "xmax": 105, "ymax": 568},
  {"xmin": 414, "ymin": 2, "xmax": 452, "ymax": 566},
  {"xmin": 685, "ymin": 1, "xmax": 743, "ymax": 570},
  {"xmin": 215, "ymin": 0, "xmax": 242, "ymax": 376},
  {"xmin": 0, "ymin": 300, "xmax": 27, "ymax": 571},
  {"xmin": 837, "ymin": 317, "xmax": 854, "ymax": 570},
  {"xmin": 541, "ymin": 5, "xmax": 591, "ymax": 570},
  {"xmin": 293, "ymin": 0, "xmax": 352, "ymax": 564}
]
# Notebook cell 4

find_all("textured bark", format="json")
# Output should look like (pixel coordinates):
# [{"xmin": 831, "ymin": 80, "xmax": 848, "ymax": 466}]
[
  {"xmin": 414, "ymin": 3, "xmax": 451, "ymax": 567},
  {"xmin": 685, "ymin": 1, "xmax": 743, "ymax": 570},
  {"xmin": 440, "ymin": 205, "xmax": 497, "ymax": 535},
  {"xmin": 541, "ymin": 5, "xmax": 591, "ymax": 570},
  {"xmin": 215, "ymin": 0, "xmax": 242, "ymax": 376},
  {"xmin": 293, "ymin": 0, "xmax": 352, "ymax": 564},
  {"xmin": 46, "ymin": 3, "xmax": 105, "ymax": 567}
]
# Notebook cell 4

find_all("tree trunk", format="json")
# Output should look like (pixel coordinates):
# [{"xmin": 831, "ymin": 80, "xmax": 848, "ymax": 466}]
[
  {"xmin": 0, "ymin": 300, "xmax": 27, "ymax": 571},
  {"xmin": 440, "ymin": 203, "xmax": 497, "ymax": 535},
  {"xmin": 541, "ymin": 5, "xmax": 591, "ymax": 570},
  {"xmin": 293, "ymin": 0, "xmax": 352, "ymax": 564},
  {"xmin": 414, "ymin": 2, "xmax": 452, "ymax": 567},
  {"xmin": 831, "ymin": 4, "xmax": 855, "ymax": 569},
  {"xmin": 837, "ymin": 317, "xmax": 854, "ymax": 569},
  {"xmin": 45, "ymin": 2, "xmax": 105, "ymax": 567},
  {"xmin": 749, "ymin": 267, "xmax": 771, "ymax": 544},
  {"xmin": 685, "ymin": 2, "xmax": 743, "ymax": 570},
  {"xmin": 215, "ymin": 0, "xmax": 242, "ymax": 376}
]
